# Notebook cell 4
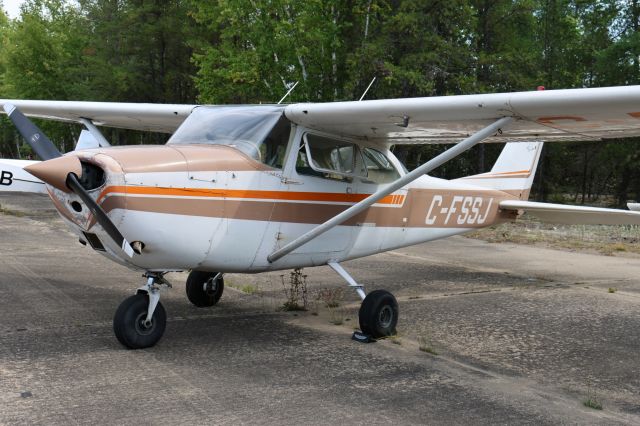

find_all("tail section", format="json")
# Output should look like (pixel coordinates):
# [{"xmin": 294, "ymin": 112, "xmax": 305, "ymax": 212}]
[
  {"xmin": 0, "ymin": 159, "xmax": 46, "ymax": 194},
  {"xmin": 458, "ymin": 141, "xmax": 543, "ymax": 200}
]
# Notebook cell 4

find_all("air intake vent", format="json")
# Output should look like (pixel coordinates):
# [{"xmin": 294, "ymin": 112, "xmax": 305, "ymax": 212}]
[
  {"xmin": 82, "ymin": 232, "xmax": 106, "ymax": 252},
  {"xmin": 79, "ymin": 162, "xmax": 105, "ymax": 190}
]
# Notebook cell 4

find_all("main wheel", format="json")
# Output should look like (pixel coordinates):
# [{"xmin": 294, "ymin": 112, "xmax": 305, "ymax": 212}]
[
  {"xmin": 359, "ymin": 289, "xmax": 399, "ymax": 338},
  {"xmin": 186, "ymin": 271, "xmax": 224, "ymax": 307},
  {"xmin": 113, "ymin": 293, "xmax": 166, "ymax": 349}
]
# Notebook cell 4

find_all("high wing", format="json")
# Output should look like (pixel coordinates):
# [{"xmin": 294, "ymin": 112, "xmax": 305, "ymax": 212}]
[
  {"xmin": 500, "ymin": 200, "xmax": 640, "ymax": 225},
  {"xmin": 3, "ymin": 85, "xmax": 640, "ymax": 142},
  {"xmin": 0, "ymin": 100, "xmax": 197, "ymax": 133},
  {"xmin": 284, "ymin": 85, "xmax": 640, "ymax": 144}
]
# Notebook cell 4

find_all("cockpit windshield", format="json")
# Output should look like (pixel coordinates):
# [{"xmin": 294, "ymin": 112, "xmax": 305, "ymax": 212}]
[{"xmin": 167, "ymin": 106, "xmax": 291, "ymax": 168}]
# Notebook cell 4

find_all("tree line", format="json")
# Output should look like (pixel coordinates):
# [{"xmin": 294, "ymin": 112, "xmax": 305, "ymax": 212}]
[{"xmin": 0, "ymin": 0, "xmax": 638, "ymax": 205}]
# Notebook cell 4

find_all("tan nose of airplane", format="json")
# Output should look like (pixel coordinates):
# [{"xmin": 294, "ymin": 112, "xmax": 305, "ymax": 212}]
[{"xmin": 24, "ymin": 154, "xmax": 82, "ymax": 192}]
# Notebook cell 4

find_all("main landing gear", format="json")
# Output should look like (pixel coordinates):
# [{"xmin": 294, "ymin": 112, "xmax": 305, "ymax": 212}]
[
  {"xmin": 328, "ymin": 262, "xmax": 399, "ymax": 339},
  {"xmin": 185, "ymin": 271, "xmax": 224, "ymax": 307}
]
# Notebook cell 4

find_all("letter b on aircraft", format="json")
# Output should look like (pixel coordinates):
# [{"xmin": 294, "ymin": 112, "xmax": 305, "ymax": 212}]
[{"xmin": 0, "ymin": 171, "xmax": 13, "ymax": 186}]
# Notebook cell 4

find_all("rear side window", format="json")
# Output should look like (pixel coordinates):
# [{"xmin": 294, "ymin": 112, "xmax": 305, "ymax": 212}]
[{"xmin": 362, "ymin": 148, "xmax": 400, "ymax": 183}]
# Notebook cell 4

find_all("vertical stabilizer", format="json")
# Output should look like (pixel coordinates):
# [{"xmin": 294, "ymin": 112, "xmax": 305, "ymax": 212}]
[{"xmin": 457, "ymin": 141, "xmax": 543, "ymax": 200}]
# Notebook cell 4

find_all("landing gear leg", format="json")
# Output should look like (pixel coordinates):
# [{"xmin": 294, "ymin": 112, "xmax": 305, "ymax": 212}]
[
  {"xmin": 328, "ymin": 261, "xmax": 399, "ymax": 340},
  {"xmin": 113, "ymin": 272, "xmax": 172, "ymax": 349}
]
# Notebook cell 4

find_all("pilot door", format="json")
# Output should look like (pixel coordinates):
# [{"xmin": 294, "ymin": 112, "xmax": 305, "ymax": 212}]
[{"xmin": 258, "ymin": 131, "xmax": 362, "ymax": 265}]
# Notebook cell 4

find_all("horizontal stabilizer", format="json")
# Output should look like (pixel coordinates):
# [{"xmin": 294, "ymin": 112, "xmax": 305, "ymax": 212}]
[
  {"xmin": 500, "ymin": 200, "xmax": 640, "ymax": 225},
  {"xmin": 0, "ymin": 159, "xmax": 46, "ymax": 194}
]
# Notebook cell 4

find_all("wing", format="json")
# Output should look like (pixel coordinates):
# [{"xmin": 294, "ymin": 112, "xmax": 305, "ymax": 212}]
[
  {"xmin": 285, "ymin": 86, "xmax": 640, "ymax": 144},
  {"xmin": 500, "ymin": 200, "xmax": 640, "ymax": 226},
  {"xmin": 0, "ymin": 100, "xmax": 198, "ymax": 133}
]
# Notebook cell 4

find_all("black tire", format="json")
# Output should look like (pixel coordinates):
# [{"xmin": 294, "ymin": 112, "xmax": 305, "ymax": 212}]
[
  {"xmin": 113, "ymin": 293, "xmax": 166, "ymax": 349},
  {"xmin": 186, "ymin": 271, "xmax": 224, "ymax": 307},
  {"xmin": 359, "ymin": 289, "xmax": 399, "ymax": 338}
]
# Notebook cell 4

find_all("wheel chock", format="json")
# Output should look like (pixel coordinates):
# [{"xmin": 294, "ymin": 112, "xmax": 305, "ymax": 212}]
[{"xmin": 352, "ymin": 330, "xmax": 373, "ymax": 343}]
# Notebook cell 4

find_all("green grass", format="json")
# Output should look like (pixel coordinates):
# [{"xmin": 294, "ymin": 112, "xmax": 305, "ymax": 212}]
[
  {"xmin": 468, "ymin": 217, "xmax": 640, "ymax": 256},
  {"xmin": 0, "ymin": 206, "xmax": 26, "ymax": 217},
  {"xmin": 279, "ymin": 302, "xmax": 306, "ymax": 311},
  {"xmin": 583, "ymin": 397, "xmax": 603, "ymax": 410},
  {"xmin": 239, "ymin": 284, "xmax": 257, "ymax": 294},
  {"xmin": 418, "ymin": 334, "xmax": 438, "ymax": 355}
]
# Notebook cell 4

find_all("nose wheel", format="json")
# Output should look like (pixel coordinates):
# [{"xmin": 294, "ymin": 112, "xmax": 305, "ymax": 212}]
[
  {"xmin": 113, "ymin": 273, "xmax": 170, "ymax": 349},
  {"xmin": 113, "ymin": 293, "xmax": 167, "ymax": 349}
]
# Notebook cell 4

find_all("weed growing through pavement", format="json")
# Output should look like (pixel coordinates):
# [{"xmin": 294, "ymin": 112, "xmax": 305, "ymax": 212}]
[
  {"xmin": 316, "ymin": 287, "xmax": 344, "ymax": 308},
  {"xmin": 328, "ymin": 306, "xmax": 347, "ymax": 325},
  {"xmin": 418, "ymin": 333, "xmax": 438, "ymax": 355},
  {"xmin": 280, "ymin": 268, "xmax": 308, "ymax": 311},
  {"xmin": 240, "ymin": 284, "xmax": 257, "ymax": 294},
  {"xmin": 226, "ymin": 279, "xmax": 258, "ymax": 295},
  {"xmin": 583, "ymin": 384, "xmax": 603, "ymax": 410},
  {"xmin": 390, "ymin": 335, "xmax": 402, "ymax": 345},
  {"xmin": 608, "ymin": 287, "xmax": 617, "ymax": 293},
  {"xmin": 0, "ymin": 206, "xmax": 26, "ymax": 217}
]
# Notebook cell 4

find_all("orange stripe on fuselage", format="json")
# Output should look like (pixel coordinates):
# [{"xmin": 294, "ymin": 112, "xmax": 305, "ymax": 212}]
[
  {"xmin": 464, "ymin": 169, "xmax": 531, "ymax": 179},
  {"xmin": 97, "ymin": 186, "xmax": 405, "ymax": 205}
]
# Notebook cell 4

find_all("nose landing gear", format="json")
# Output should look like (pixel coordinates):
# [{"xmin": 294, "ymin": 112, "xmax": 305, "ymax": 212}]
[{"xmin": 113, "ymin": 272, "xmax": 171, "ymax": 349}]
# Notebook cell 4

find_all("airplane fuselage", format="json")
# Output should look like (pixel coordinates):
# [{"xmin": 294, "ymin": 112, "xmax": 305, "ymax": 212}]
[{"xmin": 42, "ymin": 142, "xmax": 518, "ymax": 273}]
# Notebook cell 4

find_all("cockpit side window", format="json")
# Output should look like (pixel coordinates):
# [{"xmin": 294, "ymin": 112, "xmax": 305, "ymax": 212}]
[
  {"xmin": 296, "ymin": 133, "xmax": 367, "ymax": 181},
  {"xmin": 259, "ymin": 115, "xmax": 291, "ymax": 169}
]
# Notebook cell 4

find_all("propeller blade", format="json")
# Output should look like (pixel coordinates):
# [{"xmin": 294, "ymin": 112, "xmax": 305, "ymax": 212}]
[
  {"xmin": 3, "ymin": 103, "xmax": 62, "ymax": 161},
  {"xmin": 66, "ymin": 173, "xmax": 136, "ymax": 258}
]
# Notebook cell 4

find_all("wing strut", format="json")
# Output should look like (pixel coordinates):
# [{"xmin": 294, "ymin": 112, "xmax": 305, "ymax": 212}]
[
  {"xmin": 79, "ymin": 118, "xmax": 111, "ymax": 147},
  {"xmin": 267, "ymin": 116, "xmax": 514, "ymax": 263}
]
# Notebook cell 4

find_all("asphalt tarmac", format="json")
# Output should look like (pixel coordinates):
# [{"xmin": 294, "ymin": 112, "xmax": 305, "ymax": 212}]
[{"xmin": 0, "ymin": 193, "xmax": 639, "ymax": 425}]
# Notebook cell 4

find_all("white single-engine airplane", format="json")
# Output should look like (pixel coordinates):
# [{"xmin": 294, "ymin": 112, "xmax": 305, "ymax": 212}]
[{"xmin": 1, "ymin": 86, "xmax": 640, "ymax": 349}]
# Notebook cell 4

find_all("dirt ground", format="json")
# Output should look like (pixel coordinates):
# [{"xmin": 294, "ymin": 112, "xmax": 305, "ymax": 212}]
[{"xmin": 0, "ymin": 193, "xmax": 639, "ymax": 425}]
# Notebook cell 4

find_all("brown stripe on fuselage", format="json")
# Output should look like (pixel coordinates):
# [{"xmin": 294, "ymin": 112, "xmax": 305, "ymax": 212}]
[
  {"xmin": 100, "ymin": 188, "xmax": 517, "ymax": 229},
  {"xmin": 88, "ymin": 144, "xmax": 273, "ymax": 173},
  {"xmin": 537, "ymin": 116, "xmax": 587, "ymax": 123},
  {"xmin": 176, "ymin": 145, "xmax": 273, "ymax": 172},
  {"xmin": 501, "ymin": 189, "xmax": 530, "ymax": 200}
]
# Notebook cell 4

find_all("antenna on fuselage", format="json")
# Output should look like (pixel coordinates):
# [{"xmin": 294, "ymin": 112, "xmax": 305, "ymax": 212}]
[
  {"xmin": 277, "ymin": 81, "xmax": 299, "ymax": 104},
  {"xmin": 358, "ymin": 77, "xmax": 377, "ymax": 101}
]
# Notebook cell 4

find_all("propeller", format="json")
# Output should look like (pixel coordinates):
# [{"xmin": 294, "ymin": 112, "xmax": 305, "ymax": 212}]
[
  {"xmin": 3, "ymin": 103, "xmax": 136, "ymax": 258},
  {"xmin": 2, "ymin": 104, "xmax": 62, "ymax": 160}
]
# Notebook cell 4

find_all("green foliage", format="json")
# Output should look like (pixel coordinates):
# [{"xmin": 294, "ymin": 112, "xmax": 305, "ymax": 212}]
[{"xmin": 0, "ymin": 0, "xmax": 637, "ymax": 203}]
